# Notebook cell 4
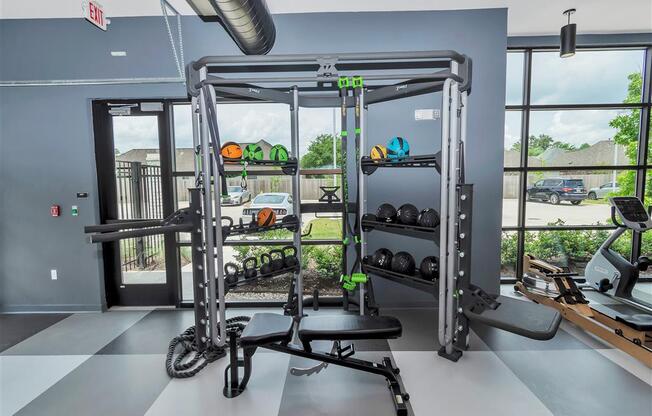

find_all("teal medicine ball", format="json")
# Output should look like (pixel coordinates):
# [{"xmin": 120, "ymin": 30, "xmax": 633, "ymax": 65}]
[{"xmin": 387, "ymin": 137, "xmax": 410, "ymax": 160}]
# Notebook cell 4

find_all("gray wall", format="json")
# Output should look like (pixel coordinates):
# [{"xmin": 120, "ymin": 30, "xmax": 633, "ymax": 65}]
[{"xmin": 0, "ymin": 9, "xmax": 507, "ymax": 311}]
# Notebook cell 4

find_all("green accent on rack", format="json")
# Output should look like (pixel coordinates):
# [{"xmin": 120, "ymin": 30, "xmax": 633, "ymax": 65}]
[
  {"xmin": 338, "ymin": 77, "xmax": 351, "ymax": 89},
  {"xmin": 355, "ymin": 128, "xmax": 361, "ymax": 134},
  {"xmin": 343, "ymin": 237, "xmax": 350, "ymax": 245},
  {"xmin": 354, "ymin": 235, "xmax": 361, "ymax": 244},
  {"xmin": 341, "ymin": 131, "xmax": 348, "ymax": 137},
  {"xmin": 352, "ymin": 76, "xmax": 364, "ymax": 88},
  {"xmin": 351, "ymin": 273, "xmax": 367, "ymax": 284}
]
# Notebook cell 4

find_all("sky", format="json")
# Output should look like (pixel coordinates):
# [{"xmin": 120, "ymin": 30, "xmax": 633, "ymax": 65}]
[
  {"xmin": 114, "ymin": 102, "xmax": 341, "ymax": 158},
  {"xmin": 504, "ymin": 48, "xmax": 645, "ymax": 151},
  {"xmin": 115, "ymin": 48, "xmax": 646, "ymax": 157}
]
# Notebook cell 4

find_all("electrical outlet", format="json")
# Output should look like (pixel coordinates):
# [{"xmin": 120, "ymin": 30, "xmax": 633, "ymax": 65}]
[{"xmin": 50, "ymin": 269, "xmax": 58, "ymax": 280}]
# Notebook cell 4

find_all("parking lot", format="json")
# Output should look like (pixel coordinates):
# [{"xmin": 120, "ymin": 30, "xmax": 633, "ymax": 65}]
[{"xmin": 503, "ymin": 198, "xmax": 612, "ymax": 226}]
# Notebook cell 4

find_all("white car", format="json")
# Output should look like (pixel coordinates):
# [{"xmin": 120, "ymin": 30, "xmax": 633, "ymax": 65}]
[
  {"xmin": 588, "ymin": 182, "xmax": 620, "ymax": 200},
  {"xmin": 221, "ymin": 186, "xmax": 251, "ymax": 205},
  {"xmin": 242, "ymin": 193, "xmax": 294, "ymax": 220}
]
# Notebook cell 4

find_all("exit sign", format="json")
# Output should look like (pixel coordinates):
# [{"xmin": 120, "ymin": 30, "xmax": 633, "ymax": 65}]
[{"xmin": 82, "ymin": 0, "xmax": 107, "ymax": 31}]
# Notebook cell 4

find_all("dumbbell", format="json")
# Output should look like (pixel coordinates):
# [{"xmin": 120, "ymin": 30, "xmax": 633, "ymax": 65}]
[
  {"xmin": 243, "ymin": 257, "xmax": 258, "ymax": 279},
  {"xmin": 269, "ymin": 249, "xmax": 286, "ymax": 271},
  {"xmin": 283, "ymin": 246, "xmax": 298, "ymax": 269},
  {"xmin": 224, "ymin": 262, "xmax": 239, "ymax": 285},
  {"xmin": 260, "ymin": 253, "xmax": 273, "ymax": 276}
]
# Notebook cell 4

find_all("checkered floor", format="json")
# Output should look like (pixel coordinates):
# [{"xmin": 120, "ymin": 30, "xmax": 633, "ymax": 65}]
[{"xmin": 1, "ymin": 286, "xmax": 651, "ymax": 416}]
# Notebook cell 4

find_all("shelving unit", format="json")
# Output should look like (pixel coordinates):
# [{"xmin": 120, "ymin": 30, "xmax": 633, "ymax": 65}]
[{"xmin": 184, "ymin": 50, "xmax": 475, "ymax": 360}]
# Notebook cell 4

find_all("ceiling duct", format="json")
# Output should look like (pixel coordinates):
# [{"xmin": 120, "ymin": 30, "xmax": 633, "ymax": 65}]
[{"xmin": 186, "ymin": 0, "xmax": 276, "ymax": 55}]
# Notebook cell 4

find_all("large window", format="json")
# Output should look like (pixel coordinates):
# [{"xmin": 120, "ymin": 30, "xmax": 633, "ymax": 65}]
[
  {"xmin": 171, "ymin": 103, "xmax": 343, "ymax": 302},
  {"xmin": 502, "ymin": 47, "xmax": 652, "ymax": 280}
]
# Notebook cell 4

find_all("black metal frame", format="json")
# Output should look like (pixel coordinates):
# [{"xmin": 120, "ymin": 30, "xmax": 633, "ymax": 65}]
[
  {"xmin": 92, "ymin": 99, "xmax": 180, "ymax": 307},
  {"xmin": 503, "ymin": 45, "xmax": 652, "ymax": 283}
]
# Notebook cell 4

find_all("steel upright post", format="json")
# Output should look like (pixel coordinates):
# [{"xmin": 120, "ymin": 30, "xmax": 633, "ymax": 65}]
[{"xmin": 290, "ymin": 86, "xmax": 303, "ymax": 317}]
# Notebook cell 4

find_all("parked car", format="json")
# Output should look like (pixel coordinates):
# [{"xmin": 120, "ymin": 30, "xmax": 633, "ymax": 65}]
[
  {"xmin": 242, "ymin": 193, "xmax": 294, "ymax": 219},
  {"xmin": 527, "ymin": 178, "xmax": 587, "ymax": 205},
  {"xmin": 588, "ymin": 182, "xmax": 620, "ymax": 200},
  {"xmin": 221, "ymin": 186, "xmax": 251, "ymax": 205}
]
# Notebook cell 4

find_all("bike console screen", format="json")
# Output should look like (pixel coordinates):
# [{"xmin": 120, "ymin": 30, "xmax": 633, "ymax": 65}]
[{"xmin": 611, "ymin": 197, "xmax": 650, "ymax": 227}]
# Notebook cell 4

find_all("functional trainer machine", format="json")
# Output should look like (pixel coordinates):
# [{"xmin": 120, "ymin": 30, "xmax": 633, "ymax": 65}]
[
  {"xmin": 516, "ymin": 197, "xmax": 652, "ymax": 367},
  {"xmin": 87, "ymin": 50, "xmax": 562, "ymax": 414}
]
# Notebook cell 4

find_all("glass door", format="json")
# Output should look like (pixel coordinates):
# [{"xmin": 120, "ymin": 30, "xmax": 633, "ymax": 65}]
[{"xmin": 93, "ymin": 101, "xmax": 178, "ymax": 306}]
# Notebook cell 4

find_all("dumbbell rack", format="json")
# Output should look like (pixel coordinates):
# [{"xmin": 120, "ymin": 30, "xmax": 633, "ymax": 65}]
[{"xmin": 186, "ymin": 51, "xmax": 474, "ymax": 361}]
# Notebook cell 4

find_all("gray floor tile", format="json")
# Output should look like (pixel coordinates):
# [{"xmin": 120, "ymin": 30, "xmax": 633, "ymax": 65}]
[
  {"xmin": 593, "ymin": 348, "xmax": 652, "ymax": 386},
  {"xmin": 2, "ymin": 311, "xmax": 150, "ymax": 356},
  {"xmin": 0, "ymin": 314, "xmax": 71, "ymax": 353},
  {"xmin": 393, "ymin": 351, "xmax": 553, "ymax": 416},
  {"xmin": 494, "ymin": 349, "xmax": 652, "ymax": 416},
  {"xmin": 144, "ymin": 352, "xmax": 291, "ymax": 416},
  {"xmin": 278, "ymin": 351, "xmax": 409, "ymax": 416},
  {"xmin": 14, "ymin": 354, "xmax": 170, "ymax": 416},
  {"xmin": 385, "ymin": 308, "xmax": 490, "ymax": 351},
  {"xmin": 0, "ymin": 355, "xmax": 90, "ymax": 416}
]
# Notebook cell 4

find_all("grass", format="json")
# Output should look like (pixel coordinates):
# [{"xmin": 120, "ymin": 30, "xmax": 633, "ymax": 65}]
[{"xmin": 304, "ymin": 218, "xmax": 342, "ymax": 239}]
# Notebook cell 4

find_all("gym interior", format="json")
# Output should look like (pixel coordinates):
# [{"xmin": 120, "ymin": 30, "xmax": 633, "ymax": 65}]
[{"xmin": 1, "ymin": 2, "xmax": 651, "ymax": 415}]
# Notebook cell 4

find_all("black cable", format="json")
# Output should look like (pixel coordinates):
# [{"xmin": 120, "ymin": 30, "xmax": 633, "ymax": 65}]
[{"xmin": 165, "ymin": 315, "xmax": 250, "ymax": 378}]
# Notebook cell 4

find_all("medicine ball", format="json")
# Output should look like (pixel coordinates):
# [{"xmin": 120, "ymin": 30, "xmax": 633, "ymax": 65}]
[
  {"xmin": 387, "ymin": 137, "xmax": 410, "ymax": 160},
  {"xmin": 419, "ymin": 256, "xmax": 439, "ymax": 281},
  {"xmin": 391, "ymin": 251, "xmax": 415, "ymax": 275},
  {"xmin": 417, "ymin": 208, "xmax": 440, "ymax": 228},
  {"xmin": 397, "ymin": 203, "xmax": 419, "ymax": 225},
  {"xmin": 220, "ymin": 142, "xmax": 242, "ymax": 159},
  {"xmin": 370, "ymin": 145, "xmax": 388, "ymax": 160},
  {"xmin": 243, "ymin": 144, "xmax": 264, "ymax": 161},
  {"xmin": 376, "ymin": 203, "xmax": 397, "ymax": 223},
  {"xmin": 372, "ymin": 248, "xmax": 393, "ymax": 270},
  {"xmin": 257, "ymin": 207, "xmax": 276, "ymax": 227},
  {"xmin": 270, "ymin": 144, "xmax": 289, "ymax": 162}
]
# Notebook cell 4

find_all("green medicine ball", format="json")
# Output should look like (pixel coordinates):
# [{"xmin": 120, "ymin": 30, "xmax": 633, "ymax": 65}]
[
  {"xmin": 270, "ymin": 144, "xmax": 289, "ymax": 162},
  {"xmin": 243, "ymin": 144, "xmax": 264, "ymax": 161}
]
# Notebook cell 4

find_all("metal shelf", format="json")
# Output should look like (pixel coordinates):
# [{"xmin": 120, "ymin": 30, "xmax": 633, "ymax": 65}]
[
  {"xmin": 224, "ymin": 157, "xmax": 298, "ymax": 175},
  {"xmin": 361, "ymin": 217, "xmax": 439, "ymax": 242},
  {"xmin": 226, "ymin": 265, "xmax": 300, "ymax": 290},
  {"xmin": 362, "ymin": 263, "xmax": 437, "ymax": 294},
  {"xmin": 220, "ymin": 215, "xmax": 300, "ymax": 241},
  {"xmin": 361, "ymin": 152, "xmax": 441, "ymax": 175}
]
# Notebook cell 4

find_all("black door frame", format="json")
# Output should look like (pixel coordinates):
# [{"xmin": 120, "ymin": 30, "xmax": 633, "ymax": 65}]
[{"xmin": 92, "ymin": 99, "xmax": 180, "ymax": 307}]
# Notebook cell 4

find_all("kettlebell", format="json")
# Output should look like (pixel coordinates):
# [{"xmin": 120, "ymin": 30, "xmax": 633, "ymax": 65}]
[
  {"xmin": 221, "ymin": 216, "xmax": 234, "ymax": 240},
  {"xmin": 283, "ymin": 245, "xmax": 298, "ymax": 269},
  {"xmin": 269, "ymin": 249, "xmax": 285, "ymax": 271},
  {"xmin": 224, "ymin": 262, "xmax": 239, "ymax": 285},
  {"xmin": 260, "ymin": 253, "xmax": 273, "ymax": 276},
  {"xmin": 243, "ymin": 257, "xmax": 258, "ymax": 279}
]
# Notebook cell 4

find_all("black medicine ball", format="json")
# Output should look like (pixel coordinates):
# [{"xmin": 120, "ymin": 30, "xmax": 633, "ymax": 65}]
[
  {"xmin": 418, "ymin": 208, "xmax": 440, "ymax": 228},
  {"xmin": 391, "ymin": 251, "xmax": 416, "ymax": 275},
  {"xmin": 396, "ymin": 203, "xmax": 419, "ymax": 225},
  {"xmin": 376, "ymin": 203, "xmax": 397, "ymax": 223},
  {"xmin": 372, "ymin": 248, "xmax": 394, "ymax": 269},
  {"xmin": 419, "ymin": 256, "xmax": 439, "ymax": 281}
]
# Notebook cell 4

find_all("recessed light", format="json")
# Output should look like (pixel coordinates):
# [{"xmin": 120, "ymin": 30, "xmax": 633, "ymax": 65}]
[{"xmin": 111, "ymin": 51, "xmax": 127, "ymax": 57}]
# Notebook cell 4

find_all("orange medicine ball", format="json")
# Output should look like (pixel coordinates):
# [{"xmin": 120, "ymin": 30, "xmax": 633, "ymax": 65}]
[
  {"xmin": 257, "ymin": 207, "xmax": 276, "ymax": 227},
  {"xmin": 221, "ymin": 142, "xmax": 243, "ymax": 159}
]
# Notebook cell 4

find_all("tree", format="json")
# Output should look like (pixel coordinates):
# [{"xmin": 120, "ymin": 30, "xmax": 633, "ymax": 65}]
[
  {"xmin": 115, "ymin": 148, "xmax": 121, "ymax": 156},
  {"xmin": 300, "ymin": 134, "xmax": 342, "ymax": 169},
  {"xmin": 511, "ymin": 134, "xmax": 587, "ymax": 157},
  {"xmin": 609, "ymin": 73, "xmax": 645, "ymax": 201}
]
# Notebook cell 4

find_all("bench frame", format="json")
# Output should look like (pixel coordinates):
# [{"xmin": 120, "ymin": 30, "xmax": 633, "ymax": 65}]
[{"xmin": 223, "ymin": 329, "xmax": 409, "ymax": 416}]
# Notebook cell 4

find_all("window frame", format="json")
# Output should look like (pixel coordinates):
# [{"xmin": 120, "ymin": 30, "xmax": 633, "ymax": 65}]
[{"xmin": 503, "ymin": 45, "xmax": 652, "ymax": 282}]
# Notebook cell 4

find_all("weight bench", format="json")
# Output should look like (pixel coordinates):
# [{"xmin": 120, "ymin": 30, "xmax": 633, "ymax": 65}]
[{"xmin": 224, "ymin": 313, "xmax": 409, "ymax": 416}]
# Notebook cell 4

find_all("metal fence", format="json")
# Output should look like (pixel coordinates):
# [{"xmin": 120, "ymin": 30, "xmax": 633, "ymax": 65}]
[{"xmin": 116, "ymin": 161, "xmax": 165, "ymax": 271}]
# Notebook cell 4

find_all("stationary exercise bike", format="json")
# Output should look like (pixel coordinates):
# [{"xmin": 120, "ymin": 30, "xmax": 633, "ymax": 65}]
[{"xmin": 585, "ymin": 196, "xmax": 652, "ymax": 310}]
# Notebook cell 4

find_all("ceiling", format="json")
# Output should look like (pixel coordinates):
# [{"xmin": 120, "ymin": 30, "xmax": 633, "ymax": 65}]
[{"xmin": 1, "ymin": 0, "xmax": 650, "ymax": 36}]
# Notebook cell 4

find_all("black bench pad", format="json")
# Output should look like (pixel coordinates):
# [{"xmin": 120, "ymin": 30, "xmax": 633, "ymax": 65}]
[
  {"xmin": 466, "ymin": 295, "xmax": 561, "ymax": 340},
  {"xmin": 239, "ymin": 313, "xmax": 294, "ymax": 347},
  {"xmin": 298, "ymin": 315, "xmax": 402, "ymax": 344},
  {"xmin": 615, "ymin": 314, "xmax": 652, "ymax": 331}
]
